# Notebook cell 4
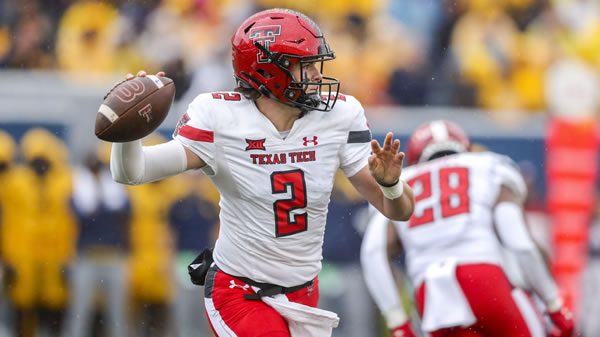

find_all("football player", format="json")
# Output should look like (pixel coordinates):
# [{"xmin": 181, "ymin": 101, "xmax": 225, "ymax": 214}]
[
  {"xmin": 109, "ymin": 8, "xmax": 415, "ymax": 337},
  {"xmin": 361, "ymin": 120, "xmax": 575, "ymax": 337}
]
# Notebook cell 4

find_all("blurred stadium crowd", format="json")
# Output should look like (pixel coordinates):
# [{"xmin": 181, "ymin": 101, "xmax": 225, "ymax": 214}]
[
  {"xmin": 2, "ymin": 0, "xmax": 600, "ymax": 110},
  {"xmin": 0, "ymin": 129, "xmax": 222, "ymax": 337},
  {"xmin": 1, "ymin": 0, "xmax": 600, "ymax": 337}
]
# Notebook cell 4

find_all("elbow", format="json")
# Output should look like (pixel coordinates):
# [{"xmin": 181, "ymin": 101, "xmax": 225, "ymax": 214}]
[
  {"xmin": 396, "ymin": 208, "xmax": 413, "ymax": 222},
  {"xmin": 391, "ymin": 203, "xmax": 414, "ymax": 222},
  {"xmin": 111, "ymin": 173, "xmax": 138, "ymax": 186},
  {"xmin": 110, "ymin": 163, "xmax": 142, "ymax": 185}
]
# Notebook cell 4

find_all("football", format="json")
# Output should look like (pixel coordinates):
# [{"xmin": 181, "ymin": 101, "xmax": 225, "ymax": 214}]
[{"xmin": 95, "ymin": 75, "xmax": 175, "ymax": 142}]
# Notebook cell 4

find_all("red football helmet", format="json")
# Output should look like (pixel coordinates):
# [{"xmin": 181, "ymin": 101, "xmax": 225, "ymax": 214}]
[
  {"xmin": 406, "ymin": 120, "xmax": 470, "ymax": 165},
  {"xmin": 231, "ymin": 8, "xmax": 340, "ymax": 112}
]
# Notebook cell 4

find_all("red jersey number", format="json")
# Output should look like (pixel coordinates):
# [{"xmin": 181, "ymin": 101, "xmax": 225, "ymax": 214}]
[
  {"xmin": 211, "ymin": 92, "xmax": 241, "ymax": 101},
  {"xmin": 407, "ymin": 167, "xmax": 470, "ymax": 228},
  {"xmin": 271, "ymin": 170, "xmax": 307, "ymax": 237}
]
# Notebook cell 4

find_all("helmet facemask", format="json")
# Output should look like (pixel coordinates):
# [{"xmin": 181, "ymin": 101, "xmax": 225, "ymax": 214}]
[{"xmin": 251, "ymin": 42, "xmax": 340, "ymax": 112}]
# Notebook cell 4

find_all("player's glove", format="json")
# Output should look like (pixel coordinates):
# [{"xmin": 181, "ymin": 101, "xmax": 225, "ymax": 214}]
[
  {"xmin": 548, "ymin": 305, "xmax": 575, "ymax": 337},
  {"xmin": 390, "ymin": 321, "xmax": 417, "ymax": 337}
]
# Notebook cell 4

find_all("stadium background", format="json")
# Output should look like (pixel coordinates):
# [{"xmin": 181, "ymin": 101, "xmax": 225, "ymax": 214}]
[{"xmin": 0, "ymin": 0, "xmax": 598, "ymax": 336}]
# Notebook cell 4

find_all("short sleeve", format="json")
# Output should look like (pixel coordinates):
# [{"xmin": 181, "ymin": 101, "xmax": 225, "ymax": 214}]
[
  {"xmin": 338, "ymin": 96, "xmax": 372, "ymax": 177},
  {"xmin": 173, "ymin": 95, "xmax": 217, "ymax": 174},
  {"xmin": 492, "ymin": 154, "xmax": 527, "ymax": 202}
]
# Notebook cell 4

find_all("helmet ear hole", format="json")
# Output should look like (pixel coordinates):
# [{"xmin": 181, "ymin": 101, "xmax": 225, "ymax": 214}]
[{"xmin": 256, "ymin": 69, "xmax": 273, "ymax": 79}]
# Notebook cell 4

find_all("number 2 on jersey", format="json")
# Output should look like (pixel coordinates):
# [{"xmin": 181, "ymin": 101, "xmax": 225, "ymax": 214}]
[
  {"xmin": 407, "ymin": 167, "xmax": 470, "ymax": 228},
  {"xmin": 271, "ymin": 170, "xmax": 307, "ymax": 237}
]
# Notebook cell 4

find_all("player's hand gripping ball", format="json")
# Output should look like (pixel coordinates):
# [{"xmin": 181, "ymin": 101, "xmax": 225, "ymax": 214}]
[{"xmin": 95, "ymin": 74, "xmax": 175, "ymax": 142}]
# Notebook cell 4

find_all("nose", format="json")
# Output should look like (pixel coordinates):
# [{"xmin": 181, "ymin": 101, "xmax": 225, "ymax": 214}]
[{"xmin": 306, "ymin": 63, "xmax": 322, "ymax": 82}]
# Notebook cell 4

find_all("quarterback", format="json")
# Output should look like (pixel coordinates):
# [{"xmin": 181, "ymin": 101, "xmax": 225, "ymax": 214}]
[{"xmin": 110, "ymin": 8, "xmax": 414, "ymax": 337}]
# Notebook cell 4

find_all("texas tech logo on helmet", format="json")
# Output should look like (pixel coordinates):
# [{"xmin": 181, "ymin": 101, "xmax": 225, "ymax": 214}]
[{"xmin": 249, "ymin": 25, "xmax": 281, "ymax": 64}]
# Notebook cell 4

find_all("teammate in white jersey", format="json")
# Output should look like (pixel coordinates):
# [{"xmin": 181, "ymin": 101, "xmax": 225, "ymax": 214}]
[
  {"xmin": 361, "ymin": 120, "xmax": 576, "ymax": 337},
  {"xmin": 109, "ymin": 8, "xmax": 414, "ymax": 337}
]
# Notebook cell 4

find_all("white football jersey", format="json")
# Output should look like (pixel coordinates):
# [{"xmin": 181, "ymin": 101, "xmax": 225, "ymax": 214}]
[
  {"xmin": 174, "ymin": 92, "xmax": 371, "ymax": 287},
  {"xmin": 390, "ymin": 151, "xmax": 527, "ymax": 285}
]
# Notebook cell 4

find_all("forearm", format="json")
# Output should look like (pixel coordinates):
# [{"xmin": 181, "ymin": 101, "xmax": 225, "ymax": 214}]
[
  {"xmin": 360, "ymin": 212, "xmax": 408, "ymax": 328},
  {"xmin": 514, "ymin": 249, "xmax": 560, "ymax": 308},
  {"xmin": 349, "ymin": 168, "xmax": 415, "ymax": 221},
  {"xmin": 381, "ymin": 181, "xmax": 414, "ymax": 221},
  {"xmin": 110, "ymin": 140, "xmax": 188, "ymax": 185},
  {"xmin": 494, "ymin": 202, "xmax": 560, "ymax": 307}
]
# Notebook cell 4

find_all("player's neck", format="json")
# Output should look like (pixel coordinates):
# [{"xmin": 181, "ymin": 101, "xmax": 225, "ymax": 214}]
[{"xmin": 255, "ymin": 97, "xmax": 302, "ymax": 132}]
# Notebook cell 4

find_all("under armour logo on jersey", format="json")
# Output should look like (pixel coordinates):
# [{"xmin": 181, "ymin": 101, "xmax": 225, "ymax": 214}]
[
  {"xmin": 245, "ymin": 138, "xmax": 266, "ymax": 151},
  {"xmin": 229, "ymin": 280, "xmax": 250, "ymax": 291},
  {"xmin": 303, "ymin": 136, "xmax": 318, "ymax": 146}
]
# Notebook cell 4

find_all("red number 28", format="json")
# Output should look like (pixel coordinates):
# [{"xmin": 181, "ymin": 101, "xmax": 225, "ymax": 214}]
[{"xmin": 407, "ymin": 167, "xmax": 470, "ymax": 228}]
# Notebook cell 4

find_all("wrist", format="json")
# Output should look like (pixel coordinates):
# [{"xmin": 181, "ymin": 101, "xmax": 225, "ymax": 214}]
[
  {"xmin": 384, "ymin": 307, "xmax": 408, "ymax": 329},
  {"xmin": 378, "ymin": 179, "xmax": 404, "ymax": 200},
  {"xmin": 377, "ymin": 178, "xmax": 399, "ymax": 187},
  {"xmin": 547, "ymin": 297, "xmax": 563, "ymax": 313}
]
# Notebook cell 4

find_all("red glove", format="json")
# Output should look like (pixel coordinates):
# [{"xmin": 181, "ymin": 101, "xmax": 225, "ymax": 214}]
[
  {"xmin": 548, "ymin": 306, "xmax": 575, "ymax": 337},
  {"xmin": 390, "ymin": 321, "xmax": 417, "ymax": 337}
]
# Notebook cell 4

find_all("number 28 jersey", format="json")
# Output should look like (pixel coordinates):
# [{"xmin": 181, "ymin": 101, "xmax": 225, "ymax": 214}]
[
  {"xmin": 173, "ymin": 92, "xmax": 372, "ymax": 287},
  {"xmin": 392, "ymin": 152, "xmax": 527, "ymax": 285}
]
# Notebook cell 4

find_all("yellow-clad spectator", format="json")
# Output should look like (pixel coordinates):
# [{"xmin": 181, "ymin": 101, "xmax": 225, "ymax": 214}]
[
  {"xmin": 507, "ymin": 0, "xmax": 600, "ymax": 112},
  {"xmin": 0, "ymin": 130, "xmax": 19, "ymax": 255},
  {"xmin": 451, "ymin": 0, "xmax": 521, "ymax": 110},
  {"xmin": 0, "ymin": 25, "xmax": 12, "ymax": 64},
  {"xmin": 56, "ymin": 1, "xmax": 118, "ymax": 73},
  {"xmin": 127, "ymin": 133, "xmax": 187, "ymax": 337},
  {"xmin": 3, "ymin": 128, "xmax": 76, "ymax": 337},
  {"xmin": 0, "ymin": 130, "xmax": 32, "ymax": 335},
  {"xmin": 326, "ymin": 15, "xmax": 419, "ymax": 105},
  {"xmin": 542, "ymin": 0, "xmax": 600, "ymax": 69},
  {"xmin": 255, "ymin": 0, "xmax": 383, "ymax": 21},
  {"xmin": 137, "ymin": 0, "xmax": 227, "ymax": 73},
  {"xmin": 0, "ymin": 130, "xmax": 28, "ymax": 276},
  {"xmin": 510, "ymin": 32, "xmax": 555, "ymax": 111},
  {"xmin": 56, "ymin": 0, "xmax": 150, "ymax": 76}
]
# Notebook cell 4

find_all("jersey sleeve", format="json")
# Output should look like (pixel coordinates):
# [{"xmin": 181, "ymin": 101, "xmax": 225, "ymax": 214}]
[
  {"xmin": 491, "ymin": 153, "xmax": 527, "ymax": 202},
  {"xmin": 338, "ymin": 96, "xmax": 372, "ymax": 177},
  {"xmin": 173, "ymin": 94, "xmax": 217, "ymax": 175}
]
